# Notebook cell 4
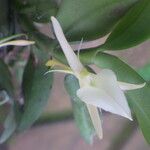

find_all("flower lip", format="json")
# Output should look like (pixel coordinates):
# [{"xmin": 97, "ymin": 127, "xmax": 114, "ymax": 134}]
[{"xmin": 77, "ymin": 86, "xmax": 132, "ymax": 121}]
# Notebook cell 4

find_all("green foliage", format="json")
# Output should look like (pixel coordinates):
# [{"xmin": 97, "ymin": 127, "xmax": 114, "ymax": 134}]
[
  {"xmin": 0, "ymin": 108, "xmax": 16, "ymax": 144},
  {"xmin": 16, "ymin": 0, "xmax": 58, "ymax": 23},
  {"xmin": 138, "ymin": 63, "xmax": 150, "ymax": 81},
  {"xmin": 57, "ymin": 0, "xmax": 140, "ymax": 40},
  {"xmin": 102, "ymin": 0, "xmax": 150, "ymax": 50},
  {"xmin": 127, "ymin": 85, "xmax": 150, "ymax": 144},
  {"xmin": 65, "ymin": 75, "xmax": 95, "ymax": 143},
  {"xmin": 0, "ymin": 59, "xmax": 14, "ymax": 97},
  {"xmin": 0, "ymin": 0, "xmax": 10, "ymax": 37},
  {"xmin": 18, "ymin": 15, "xmax": 52, "ymax": 62},
  {"xmin": 18, "ymin": 54, "xmax": 53, "ymax": 131}
]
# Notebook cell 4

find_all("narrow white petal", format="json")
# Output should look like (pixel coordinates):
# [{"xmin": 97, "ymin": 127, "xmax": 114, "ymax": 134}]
[
  {"xmin": 0, "ymin": 40, "xmax": 34, "ymax": 48},
  {"xmin": 86, "ymin": 104, "xmax": 103, "ymax": 139},
  {"xmin": 51, "ymin": 17, "xmax": 84, "ymax": 74},
  {"xmin": 77, "ymin": 87, "xmax": 132, "ymax": 120},
  {"xmin": 118, "ymin": 81, "xmax": 146, "ymax": 91}
]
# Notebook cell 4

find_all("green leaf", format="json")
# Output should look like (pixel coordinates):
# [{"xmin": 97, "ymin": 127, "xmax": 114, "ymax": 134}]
[
  {"xmin": 127, "ymin": 85, "xmax": 150, "ymax": 144},
  {"xmin": 17, "ymin": 0, "xmax": 58, "ymax": 23},
  {"xmin": 19, "ymin": 14, "xmax": 55, "ymax": 55},
  {"xmin": 93, "ymin": 52, "xmax": 144, "ymax": 83},
  {"xmin": 82, "ymin": 51, "xmax": 150, "ymax": 143},
  {"xmin": 57, "ymin": 0, "xmax": 140, "ymax": 41},
  {"xmin": 29, "ymin": 31, "xmax": 54, "ymax": 63},
  {"xmin": 64, "ymin": 75, "xmax": 95, "ymax": 143},
  {"xmin": 102, "ymin": 0, "xmax": 150, "ymax": 50},
  {"xmin": 0, "ymin": 59, "xmax": 14, "ymax": 98},
  {"xmin": 138, "ymin": 63, "xmax": 150, "ymax": 81},
  {"xmin": 18, "ymin": 54, "xmax": 53, "ymax": 131},
  {"xmin": 0, "ymin": 107, "xmax": 16, "ymax": 144}
]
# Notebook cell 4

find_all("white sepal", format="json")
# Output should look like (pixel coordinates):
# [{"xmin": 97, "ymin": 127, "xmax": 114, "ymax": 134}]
[
  {"xmin": 118, "ymin": 81, "xmax": 146, "ymax": 91},
  {"xmin": 51, "ymin": 17, "xmax": 84, "ymax": 74},
  {"xmin": 86, "ymin": 104, "xmax": 103, "ymax": 139}
]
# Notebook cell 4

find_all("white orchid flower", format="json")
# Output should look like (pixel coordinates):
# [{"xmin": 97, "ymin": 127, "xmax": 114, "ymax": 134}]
[{"xmin": 48, "ymin": 16, "xmax": 146, "ymax": 139}]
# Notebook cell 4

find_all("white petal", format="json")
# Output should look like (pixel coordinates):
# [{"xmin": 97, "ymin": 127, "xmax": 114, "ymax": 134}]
[
  {"xmin": 0, "ymin": 40, "xmax": 34, "ymax": 48},
  {"xmin": 118, "ymin": 81, "xmax": 146, "ymax": 91},
  {"xmin": 51, "ymin": 17, "xmax": 84, "ymax": 74},
  {"xmin": 77, "ymin": 87, "xmax": 132, "ymax": 120},
  {"xmin": 86, "ymin": 104, "xmax": 103, "ymax": 139}
]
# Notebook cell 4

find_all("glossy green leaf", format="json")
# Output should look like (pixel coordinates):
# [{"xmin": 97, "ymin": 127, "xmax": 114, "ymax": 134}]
[
  {"xmin": 0, "ymin": 59, "xmax": 14, "ymax": 98},
  {"xmin": 57, "ymin": 0, "xmax": 140, "ymax": 41},
  {"xmin": 102, "ymin": 0, "xmax": 150, "ymax": 50},
  {"xmin": 18, "ymin": 54, "xmax": 53, "ymax": 131},
  {"xmin": 64, "ymin": 75, "xmax": 95, "ymax": 143},
  {"xmin": 80, "ymin": 50, "xmax": 150, "ymax": 143}
]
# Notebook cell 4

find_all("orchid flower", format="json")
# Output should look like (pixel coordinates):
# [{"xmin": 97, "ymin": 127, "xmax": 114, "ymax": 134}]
[{"xmin": 47, "ymin": 16, "xmax": 146, "ymax": 139}]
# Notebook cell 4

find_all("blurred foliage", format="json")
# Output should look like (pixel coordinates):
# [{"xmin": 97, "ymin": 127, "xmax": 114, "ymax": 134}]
[
  {"xmin": 18, "ymin": 53, "xmax": 53, "ymax": 131},
  {"xmin": 102, "ymin": 0, "xmax": 150, "ymax": 50},
  {"xmin": 0, "ymin": 107, "xmax": 16, "ymax": 144},
  {"xmin": 0, "ymin": 59, "xmax": 14, "ymax": 97},
  {"xmin": 57, "ymin": 0, "xmax": 140, "ymax": 41},
  {"xmin": 15, "ymin": 0, "xmax": 58, "ymax": 23},
  {"xmin": 0, "ymin": 0, "xmax": 10, "ymax": 37}
]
